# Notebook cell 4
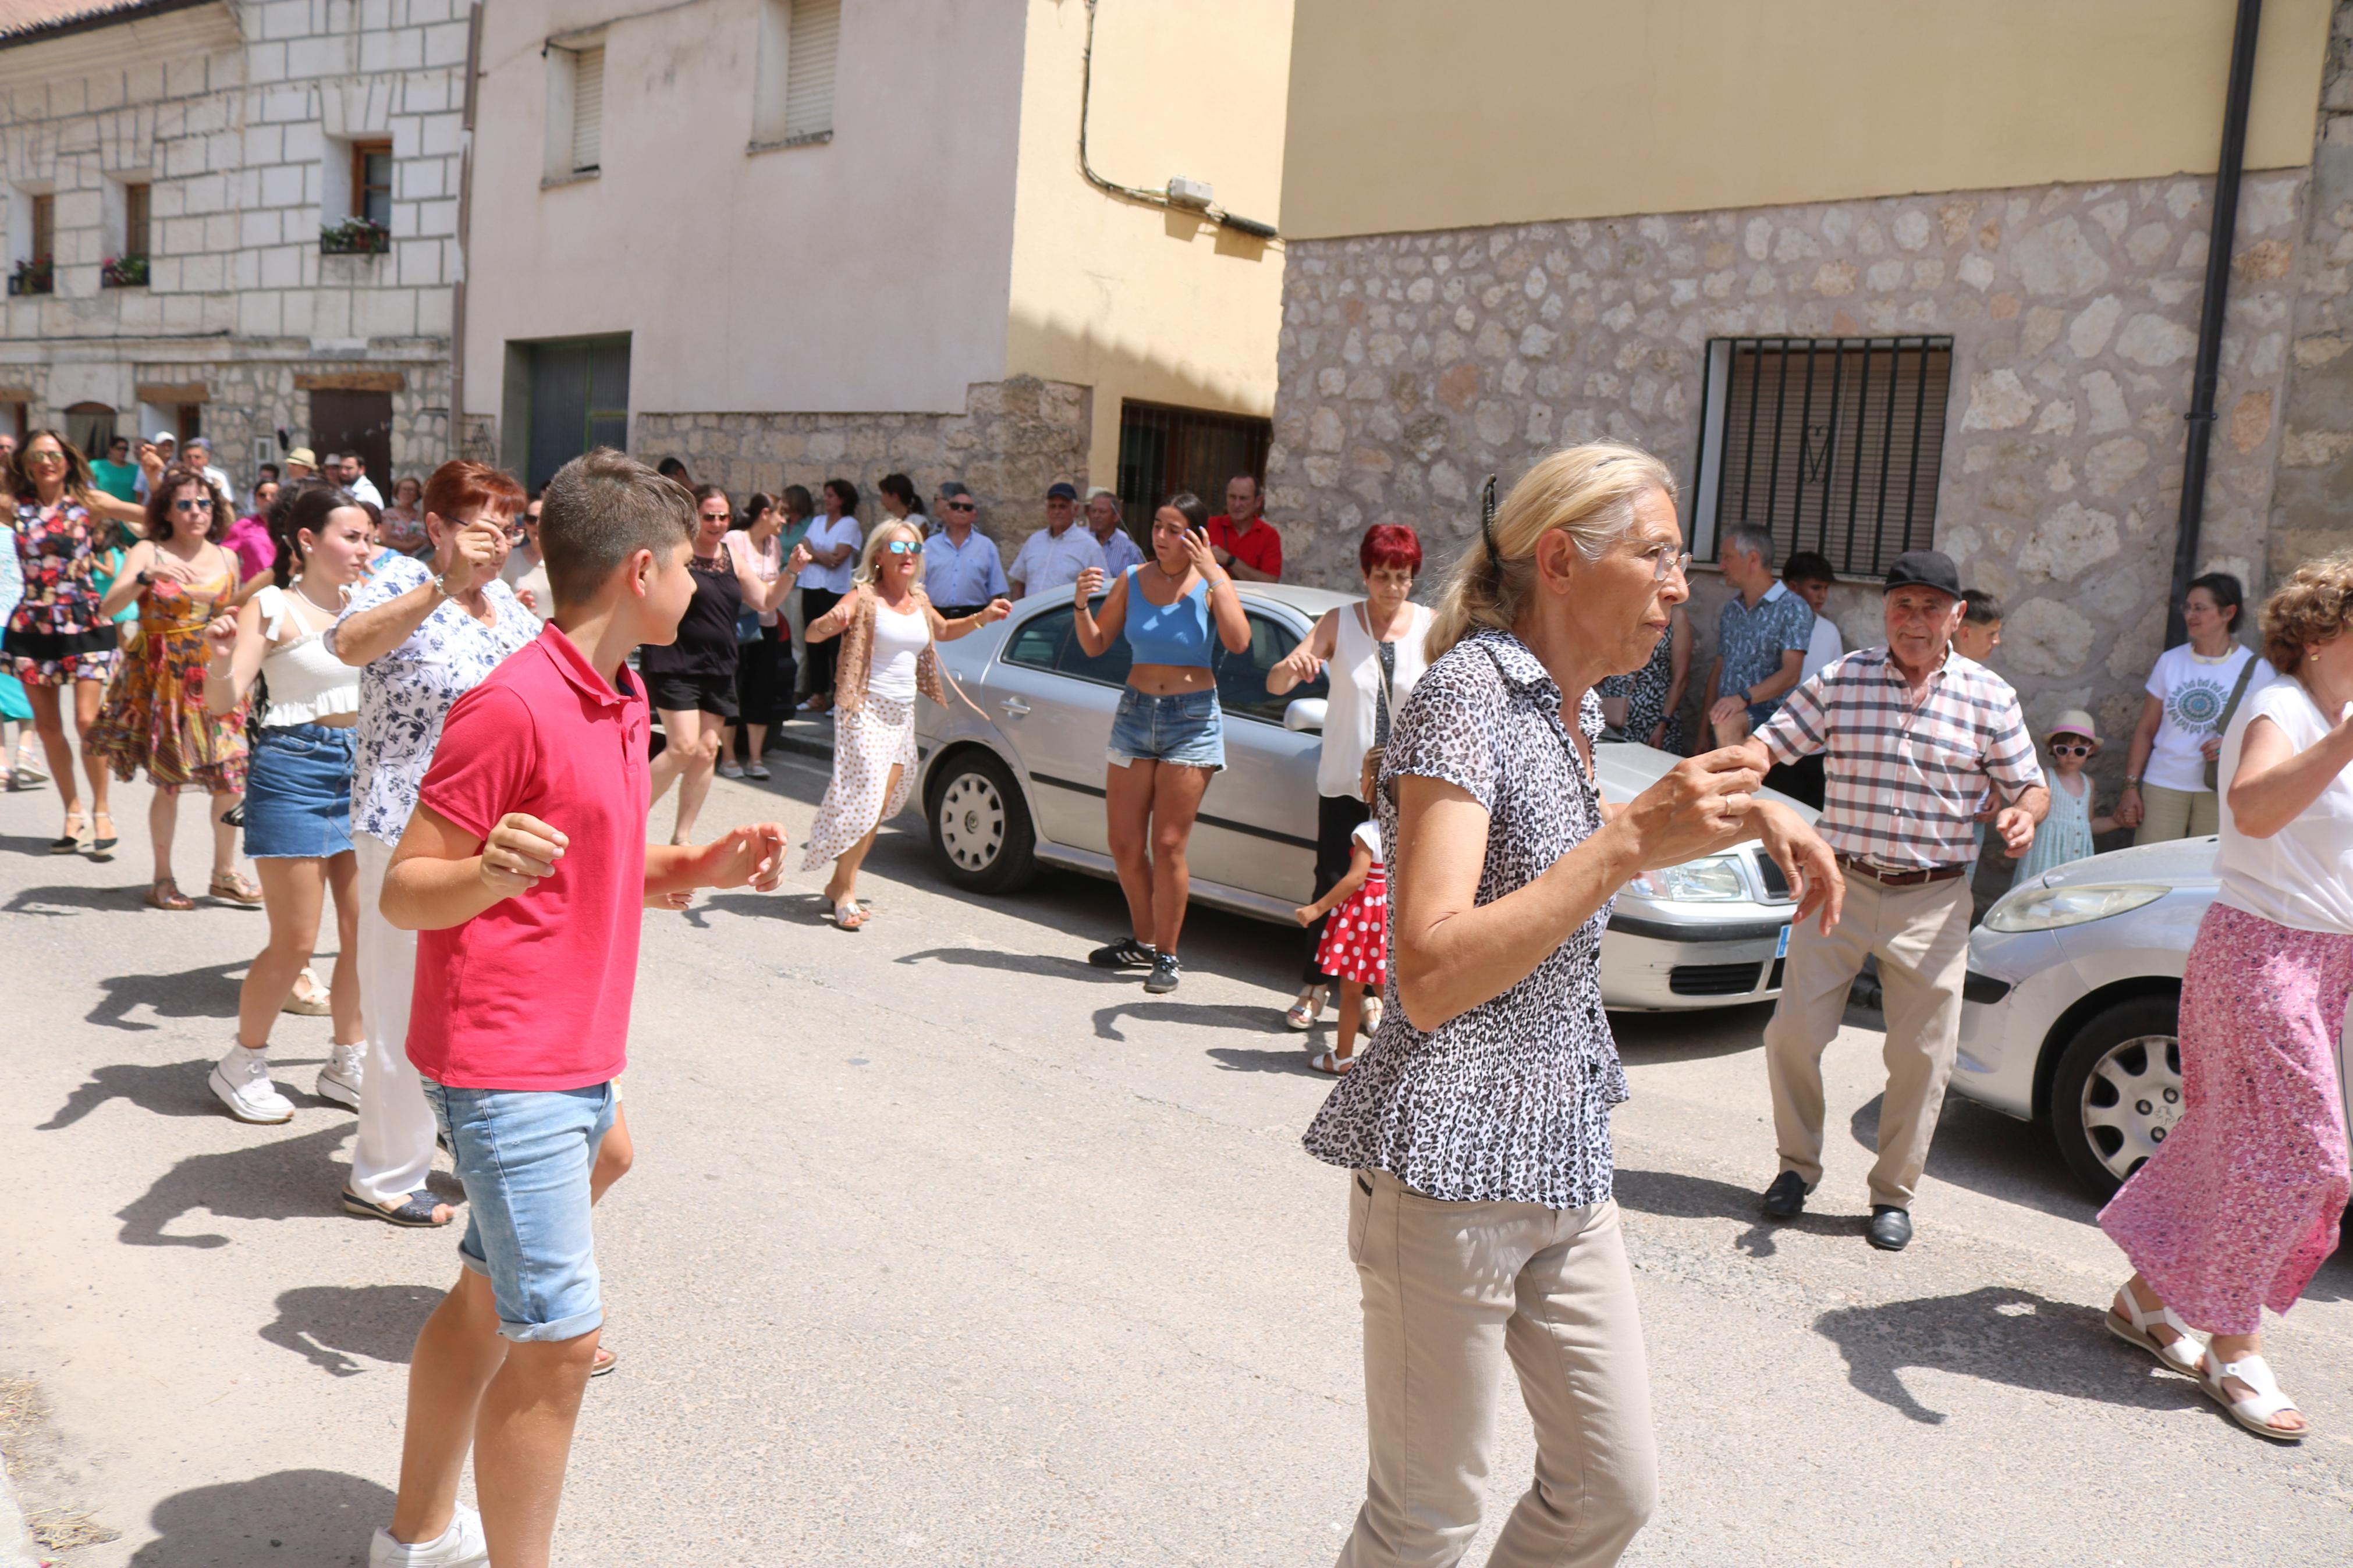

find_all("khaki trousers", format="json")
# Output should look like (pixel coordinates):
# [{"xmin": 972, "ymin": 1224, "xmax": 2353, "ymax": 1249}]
[
  {"xmin": 1336, "ymin": 1171, "xmax": 1656, "ymax": 1568},
  {"xmin": 1763, "ymin": 872, "xmax": 1972, "ymax": 1210},
  {"xmin": 2134, "ymin": 783, "xmax": 2219, "ymax": 845}
]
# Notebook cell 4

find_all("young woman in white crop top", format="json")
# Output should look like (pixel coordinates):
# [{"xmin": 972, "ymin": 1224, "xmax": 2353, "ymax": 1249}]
[{"xmin": 198, "ymin": 488, "xmax": 375, "ymax": 1126}]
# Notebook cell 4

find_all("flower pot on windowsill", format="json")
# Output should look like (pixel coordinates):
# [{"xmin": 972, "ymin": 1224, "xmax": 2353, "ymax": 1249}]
[
  {"xmin": 100, "ymin": 254, "xmax": 148, "ymax": 288},
  {"xmin": 7, "ymin": 257, "xmax": 53, "ymax": 296},
  {"xmin": 320, "ymin": 219, "xmax": 391, "ymax": 257}
]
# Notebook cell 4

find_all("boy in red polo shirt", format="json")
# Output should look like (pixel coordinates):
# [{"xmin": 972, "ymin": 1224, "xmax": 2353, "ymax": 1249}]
[{"xmin": 368, "ymin": 449, "xmax": 789, "ymax": 1568}]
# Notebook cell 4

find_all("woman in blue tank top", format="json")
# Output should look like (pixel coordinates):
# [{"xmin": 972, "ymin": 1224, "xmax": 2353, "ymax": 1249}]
[{"xmin": 1071, "ymin": 490, "xmax": 1254, "ymax": 994}]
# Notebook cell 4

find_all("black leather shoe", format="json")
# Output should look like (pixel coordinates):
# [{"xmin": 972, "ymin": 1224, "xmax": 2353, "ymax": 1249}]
[
  {"xmin": 1760, "ymin": 1171, "xmax": 1811, "ymax": 1219},
  {"xmin": 1867, "ymin": 1206, "xmax": 1913, "ymax": 1251}
]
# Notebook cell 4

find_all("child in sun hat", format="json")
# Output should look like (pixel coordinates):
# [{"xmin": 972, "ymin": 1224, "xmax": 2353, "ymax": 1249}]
[{"xmin": 2013, "ymin": 708, "xmax": 2120, "ymax": 887}]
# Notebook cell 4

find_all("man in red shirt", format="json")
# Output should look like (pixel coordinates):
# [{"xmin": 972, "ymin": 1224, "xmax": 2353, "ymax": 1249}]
[
  {"xmin": 370, "ymin": 450, "xmax": 788, "ymax": 1568},
  {"xmin": 1206, "ymin": 472, "xmax": 1282, "ymax": 582}
]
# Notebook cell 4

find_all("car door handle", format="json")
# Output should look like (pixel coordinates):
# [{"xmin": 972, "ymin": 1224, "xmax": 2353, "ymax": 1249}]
[{"xmin": 1000, "ymin": 698, "xmax": 1030, "ymax": 716}]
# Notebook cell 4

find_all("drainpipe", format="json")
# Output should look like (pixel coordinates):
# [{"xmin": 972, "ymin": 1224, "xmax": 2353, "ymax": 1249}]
[
  {"xmin": 448, "ymin": 0, "xmax": 484, "ymax": 461},
  {"xmin": 2166, "ymin": 0, "xmax": 2263, "ymax": 646}
]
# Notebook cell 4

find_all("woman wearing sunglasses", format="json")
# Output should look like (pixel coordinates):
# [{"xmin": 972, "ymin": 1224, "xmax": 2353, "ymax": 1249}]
[
  {"xmin": 792, "ymin": 519, "xmax": 1009, "ymax": 928},
  {"xmin": 87, "ymin": 464, "xmax": 260, "ymax": 909}
]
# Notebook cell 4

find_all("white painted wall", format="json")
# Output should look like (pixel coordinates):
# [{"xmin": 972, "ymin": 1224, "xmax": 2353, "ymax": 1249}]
[{"xmin": 463, "ymin": 0, "xmax": 1029, "ymax": 423}]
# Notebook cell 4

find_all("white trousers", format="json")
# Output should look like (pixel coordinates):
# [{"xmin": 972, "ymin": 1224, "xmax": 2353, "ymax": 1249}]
[{"xmin": 350, "ymin": 832, "xmax": 435, "ymax": 1207}]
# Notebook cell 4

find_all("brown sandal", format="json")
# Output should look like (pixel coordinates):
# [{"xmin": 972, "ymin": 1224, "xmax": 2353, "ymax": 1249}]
[
  {"xmin": 145, "ymin": 878, "xmax": 194, "ymax": 911},
  {"xmin": 208, "ymin": 870, "xmax": 264, "ymax": 906}
]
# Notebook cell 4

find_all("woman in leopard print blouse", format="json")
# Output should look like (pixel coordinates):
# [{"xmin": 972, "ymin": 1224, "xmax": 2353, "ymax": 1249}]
[{"xmin": 1304, "ymin": 443, "xmax": 1840, "ymax": 1567}]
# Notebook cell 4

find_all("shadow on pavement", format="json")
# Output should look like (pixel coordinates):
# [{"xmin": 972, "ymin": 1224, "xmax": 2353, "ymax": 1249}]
[
  {"xmin": 39, "ymin": 1057, "xmax": 298, "ymax": 1129},
  {"xmin": 896, "ymin": 945, "xmax": 1137, "ymax": 985},
  {"xmin": 1813, "ymin": 1284, "xmax": 2201, "ymax": 1424},
  {"xmin": 128, "ymin": 1467, "xmax": 391, "ymax": 1567},
  {"xmin": 4, "ymin": 880, "xmax": 140, "ymax": 915},
  {"xmin": 115, "ymin": 1122, "xmax": 353, "ymax": 1247},
  {"xmin": 260, "ymin": 1283, "xmax": 441, "ymax": 1377},
  {"xmin": 1207, "ymin": 1044, "xmax": 1329, "ymax": 1077},
  {"xmin": 86, "ymin": 958, "xmax": 246, "ymax": 1032},
  {"xmin": 1612, "ymin": 1167, "xmax": 1851, "ymax": 1258},
  {"xmin": 1610, "ymin": 1001, "xmax": 1773, "ymax": 1063},
  {"xmin": 1092, "ymin": 1000, "xmax": 1281, "ymax": 1042}
]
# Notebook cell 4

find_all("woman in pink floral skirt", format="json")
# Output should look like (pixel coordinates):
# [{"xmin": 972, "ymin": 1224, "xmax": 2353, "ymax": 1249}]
[{"xmin": 2099, "ymin": 553, "xmax": 2353, "ymax": 1442}]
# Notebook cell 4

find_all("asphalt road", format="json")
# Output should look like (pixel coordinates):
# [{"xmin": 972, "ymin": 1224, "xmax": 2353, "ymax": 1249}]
[{"xmin": 2, "ymin": 752, "xmax": 2348, "ymax": 1567}]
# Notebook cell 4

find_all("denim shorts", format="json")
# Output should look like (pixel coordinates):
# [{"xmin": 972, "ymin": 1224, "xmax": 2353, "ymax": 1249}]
[
  {"xmin": 242, "ymin": 723, "xmax": 356, "ymax": 859},
  {"xmin": 1108, "ymin": 686, "xmax": 1224, "ymax": 771},
  {"xmin": 421, "ymin": 1078, "xmax": 617, "ymax": 1343}
]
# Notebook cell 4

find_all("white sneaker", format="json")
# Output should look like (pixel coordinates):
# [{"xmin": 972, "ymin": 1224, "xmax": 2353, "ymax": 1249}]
[
  {"xmin": 370, "ymin": 1504, "xmax": 489, "ymax": 1567},
  {"xmin": 208, "ymin": 1045, "xmax": 295, "ymax": 1125},
  {"xmin": 315, "ymin": 1042, "xmax": 365, "ymax": 1110}
]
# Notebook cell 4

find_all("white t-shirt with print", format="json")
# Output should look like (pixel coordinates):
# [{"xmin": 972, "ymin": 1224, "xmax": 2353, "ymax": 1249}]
[
  {"xmin": 2216, "ymin": 677, "xmax": 2353, "ymax": 934},
  {"xmin": 2143, "ymin": 642, "xmax": 2274, "ymax": 792}
]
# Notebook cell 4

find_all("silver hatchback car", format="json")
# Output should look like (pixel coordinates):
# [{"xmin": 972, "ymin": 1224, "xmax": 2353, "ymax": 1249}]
[{"xmin": 914, "ymin": 584, "xmax": 1815, "ymax": 1010}]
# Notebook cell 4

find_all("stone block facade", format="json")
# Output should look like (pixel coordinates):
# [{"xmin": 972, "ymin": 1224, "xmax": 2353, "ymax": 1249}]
[
  {"xmin": 631, "ymin": 377, "xmax": 1093, "ymax": 564},
  {"xmin": 1270, "ymin": 169, "xmax": 2311, "ymax": 755},
  {"xmin": 2267, "ymin": 0, "xmax": 2353, "ymax": 579},
  {"xmin": 0, "ymin": 0, "xmax": 464, "ymax": 482}
]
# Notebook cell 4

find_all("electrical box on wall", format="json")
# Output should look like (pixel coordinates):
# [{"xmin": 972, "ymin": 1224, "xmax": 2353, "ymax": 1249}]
[{"xmin": 1165, "ymin": 176, "xmax": 1213, "ymax": 209}]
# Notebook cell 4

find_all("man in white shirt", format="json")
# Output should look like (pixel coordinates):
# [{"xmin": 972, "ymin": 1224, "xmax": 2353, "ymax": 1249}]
[
  {"xmin": 1006, "ymin": 482, "xmax": 1105, "ymax": 600},
  {"xmin": 924, "ymin": 481, "xmax": 1010, "ymax": 617},
  {"xmin": 1784, "ymin": 551, "xmax": 1844, "ymax": 681},
  {"xmin": 182, "ymin": 436, "xmax": 235, "ymax": 502},
  {"xmin": 1085, "ymin": 486, "xmax": 1145, "ymax": 576},
  {"xmin": 333, "ymin": 451, "xmax": 385, "ymax": 508}
]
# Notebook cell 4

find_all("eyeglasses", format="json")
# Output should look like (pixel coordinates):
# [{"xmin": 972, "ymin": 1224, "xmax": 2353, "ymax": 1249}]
[
  {"xmin": 1635, "ymin": 545, "xmax": 1691, "ymax": 583},
  {"xmin": 884, "ymin": 539, "xmax": 924, "ymax": 556},
  {"xmin": 944, "ymin": 501, "xmax": 977, "ymax": 513},
  {"xmin": 173, "ymin": 497, "xmax": 215, "ymax": 511},
  {"xmin": 2052, "ymin": 742, "xmax": 2092, "ymax": 757}
]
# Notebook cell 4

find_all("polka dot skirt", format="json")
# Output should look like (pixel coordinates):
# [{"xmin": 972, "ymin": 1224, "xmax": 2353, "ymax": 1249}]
[{"xmin": 1314, "ymin": 870, "xmax": 1389, "ymax": 987}]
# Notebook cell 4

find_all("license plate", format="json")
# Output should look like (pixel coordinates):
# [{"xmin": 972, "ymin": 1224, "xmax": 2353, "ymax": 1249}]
[{"xmin": 1776, "ymin": 925, "xmax": 1791, "ymax": 959}]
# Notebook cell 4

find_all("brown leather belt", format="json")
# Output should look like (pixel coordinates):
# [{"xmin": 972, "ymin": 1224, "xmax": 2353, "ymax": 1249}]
[{"xmin": 1834, "ymin": 852, "xmax": 1968, "ymax": 888}]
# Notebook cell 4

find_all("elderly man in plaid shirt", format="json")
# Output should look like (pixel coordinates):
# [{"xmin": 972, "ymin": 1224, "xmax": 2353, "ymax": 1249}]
[{"xmin": 1735, "ymin": 550, "xmax": 2048, "ymax": 1253}]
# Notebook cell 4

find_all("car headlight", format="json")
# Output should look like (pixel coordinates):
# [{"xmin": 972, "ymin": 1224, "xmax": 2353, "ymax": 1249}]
[
  {"xmin": 1983, "ymin": 883, "xmax": 2169, "ymax": 933},
  {"xmin": 1630, "ymin": 856, "xmax": 1747, "ymax": 902}
]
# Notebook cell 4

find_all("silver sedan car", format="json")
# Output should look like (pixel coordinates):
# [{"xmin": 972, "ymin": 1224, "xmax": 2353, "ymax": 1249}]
[{"xmin": 912, "ymin": 584, "xmax": 1813, "ymax": 1011}]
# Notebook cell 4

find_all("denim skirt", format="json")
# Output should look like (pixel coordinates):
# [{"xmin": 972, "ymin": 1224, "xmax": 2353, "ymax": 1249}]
[{"xmin": 243, "ymin": 722, "xmax": 357, "ymax": 859}]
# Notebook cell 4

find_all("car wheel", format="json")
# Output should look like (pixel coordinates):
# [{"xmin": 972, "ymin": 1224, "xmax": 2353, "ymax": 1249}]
[
  {"xmin": 927, "ymin": 749, "xmax": 1037, "ymax": 894},
  {"xmin": 2049, "ymin": 994, "xmax": 2184, "ymax": 1200}
]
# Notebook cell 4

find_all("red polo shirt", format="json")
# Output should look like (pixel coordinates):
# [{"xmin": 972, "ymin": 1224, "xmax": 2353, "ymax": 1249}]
[
  {"xmin": 1207, "ymin": 514, "xmax": 1282, "ymax": 579},
  {"xmin": 407, "ymin": 623, "xmax": 652, "ymax": 1090}
]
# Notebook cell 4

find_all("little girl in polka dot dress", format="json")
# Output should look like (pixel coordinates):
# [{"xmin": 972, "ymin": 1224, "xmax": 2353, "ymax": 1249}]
[{"xmin": 1295, "ymin": 750, "xmax": 1389, "ymax": 1075}]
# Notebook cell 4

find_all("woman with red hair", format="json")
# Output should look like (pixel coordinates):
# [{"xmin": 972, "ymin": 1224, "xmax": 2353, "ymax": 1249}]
[
  {"xmin": 1268, "ymin": 522, "xmax": 1433, "ymax": 1062},
  {"xmin": 326, "ymin": 459, "xmax": 534, "ymax": 1222}
]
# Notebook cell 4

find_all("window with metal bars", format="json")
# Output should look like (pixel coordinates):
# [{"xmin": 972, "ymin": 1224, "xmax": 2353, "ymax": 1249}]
[{"xmin": 1690, "ymin": 336, "xmax": 1953, "ymax": 575}]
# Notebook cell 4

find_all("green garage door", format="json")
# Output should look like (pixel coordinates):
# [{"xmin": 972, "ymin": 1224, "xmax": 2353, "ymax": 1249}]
[{"xmin": 524, "ymin": 335, "xmax": 630, "ymax": 490}]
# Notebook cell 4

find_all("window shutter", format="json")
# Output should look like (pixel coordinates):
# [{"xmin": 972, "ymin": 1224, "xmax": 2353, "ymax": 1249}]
[
  {"xmin": 571, "ymin": 45, "xmax": 605, "ymax": 172},
  {"xmin": 783, "ymin": 0, "xmax": 839, "ymax": 138}
]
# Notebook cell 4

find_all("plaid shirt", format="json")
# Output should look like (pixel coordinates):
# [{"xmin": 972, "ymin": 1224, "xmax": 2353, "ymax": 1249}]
[{"xmin": 1756, "ymin": 646, "xmax": 2045, "ymax": 869}]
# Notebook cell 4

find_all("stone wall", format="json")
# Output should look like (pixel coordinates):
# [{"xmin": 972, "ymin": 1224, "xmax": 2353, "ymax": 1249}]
[
  {"xmin": 1269, "ymin": 170, "xmax": 2308, "ymax": 752},
  {"xmin": 630, "ymin": 376, "xmax": 1093, "ymax": 562},
  {"xmin": 2270, "ymin": 0, "xmax": 2353, "ymax": 579},
  {"xmin": 0, "ymin": 0, "xmax": 465, "ymax": 480}
]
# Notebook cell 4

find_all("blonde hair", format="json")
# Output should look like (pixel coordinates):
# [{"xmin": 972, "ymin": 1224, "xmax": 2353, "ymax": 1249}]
[
  {"xmin": 1425, "ymin": 442, "xmax": 1679, "ymax": 662},
  {"xmin": 853, "ymin": 518, "xmax": 925, "ymax": 586},
  {"xmin": 2260, "ymin": 550, "xmax": 2353, "ymax": 675}
]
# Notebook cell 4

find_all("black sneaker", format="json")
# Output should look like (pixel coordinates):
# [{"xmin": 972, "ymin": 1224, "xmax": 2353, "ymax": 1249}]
[
  {"xmin": 1142, "ymin": 952, "xmax": 1182, "ymax": 994},
  {"xmin": 1089, "ymin": 938, "xmax": 1158, "ymax": 970}
]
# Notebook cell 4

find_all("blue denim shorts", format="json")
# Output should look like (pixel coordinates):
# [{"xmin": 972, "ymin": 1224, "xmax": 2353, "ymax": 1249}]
[
  {"xmin": 421, "ymin": 1078, "xmax": 617, "ymax": 1343},
  {"xmin": 242, "ymin": 723, "xmax": 356, "ymax": 859},
  {"xmin": 1108, "ymin": 687, "xmax": 1225, "ymax": 771}
]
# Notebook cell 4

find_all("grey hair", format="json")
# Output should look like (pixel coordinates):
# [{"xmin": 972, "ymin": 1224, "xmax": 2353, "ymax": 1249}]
[{"xmin": 1721, "ymin": 523, "xmax": 1775, "ymax": 568}]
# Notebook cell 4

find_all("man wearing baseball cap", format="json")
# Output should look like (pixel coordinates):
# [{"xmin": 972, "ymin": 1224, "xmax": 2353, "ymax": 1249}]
[
  {"xmin": 1005, "ymin": 480, "xmax": 1105, "ymax": 600},
  {"xmin": 1734, "ymin": 549, "xmax": 2049, "ymax": 1251}
]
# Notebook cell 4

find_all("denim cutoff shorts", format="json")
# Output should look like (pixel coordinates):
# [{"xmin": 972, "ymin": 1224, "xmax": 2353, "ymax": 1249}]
[
  {"xmin": 242, "ymin": 723, "xmax": 357, "ymax": 859},
  {"xmin": 1108, "ymin": 686, "xmax": 1225, "ymax": 771},
  {"xmin": 421, "ymin": 1078, "xmax": 617, "ymax": 1343}
]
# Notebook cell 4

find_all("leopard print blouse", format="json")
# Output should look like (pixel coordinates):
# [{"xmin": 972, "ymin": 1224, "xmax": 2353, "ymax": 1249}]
[{"xmin": 1302, "ymin": 627, "xmax": 1628, "ymax": 1209}]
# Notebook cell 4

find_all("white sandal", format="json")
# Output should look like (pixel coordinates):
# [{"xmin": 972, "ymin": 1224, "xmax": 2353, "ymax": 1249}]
[
  {"xmin": 1309, "ymin": 1050, "xmax": 1352, "ymax": 1075},
  {"xmin": 2104, "ymin": 1286, "xmax": 2206, "ymax": 1377},
  {"xmin": 1362, "ymin": 995, "xmax": 1384, "ymax": 1032},
  {"xmin": 1286, "ymin": 986, "xmax": 1327, "ymax": 1031},
  {"xmin": 2201, "ymin": 1353, "xmax": 2308, "ymax": 1441}
]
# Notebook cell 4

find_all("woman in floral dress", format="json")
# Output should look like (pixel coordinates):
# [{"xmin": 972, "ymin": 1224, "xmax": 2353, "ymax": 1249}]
[
  {"xmin": 87, "ymin": 465, "xmax": 258, "ymax": 909},
  {"xmin": 5, "ymin": 431, "xmax": 153, "ymax": 852}
]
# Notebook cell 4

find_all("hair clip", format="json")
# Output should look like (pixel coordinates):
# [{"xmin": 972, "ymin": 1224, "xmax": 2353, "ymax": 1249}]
[{"xmin": 1479, "ymin": 474, "xmax": 1500, "ymax": 564}]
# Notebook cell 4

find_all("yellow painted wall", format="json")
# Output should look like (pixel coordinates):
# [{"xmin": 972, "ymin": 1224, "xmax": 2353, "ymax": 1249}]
[
  {"xmin": 1005, "ymin": 0, "xmax": 1294, "ymax": 488},
  {"xmin": 1282, "ymin": 0, "xmax": 2335, "ymax": 240}
]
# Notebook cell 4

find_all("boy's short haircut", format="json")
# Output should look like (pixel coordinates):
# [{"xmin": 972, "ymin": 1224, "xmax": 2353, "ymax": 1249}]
[
  {"xmin": 1782, "ymin": 550, "xmax": 1836, "ymax": 585},
  {"xmin": 539, "ymin": 447, "xmax": 694, "ymax": 609},
  {"xmin": 1960, "ymin": 587, "xmax": 2005, "ymax": 625}
]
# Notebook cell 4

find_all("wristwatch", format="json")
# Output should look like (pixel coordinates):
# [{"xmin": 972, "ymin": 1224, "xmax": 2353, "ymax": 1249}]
[{"xmin": 429, "ymin": 571, "xmax": 455, "ymax": 600}]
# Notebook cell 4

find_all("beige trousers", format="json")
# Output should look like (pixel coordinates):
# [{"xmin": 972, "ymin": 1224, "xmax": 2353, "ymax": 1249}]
[
  {"xmin": 1336, "ymin": 1171, "xmax": 1656, "ymax": 1568},
  {"xmin": 1762, "ymin": 872, "xmax": 1972, "ymax": 1210},
  {"xmin": 2134, "ymin": 783, "xmax": 2219, "ymax": 845}
]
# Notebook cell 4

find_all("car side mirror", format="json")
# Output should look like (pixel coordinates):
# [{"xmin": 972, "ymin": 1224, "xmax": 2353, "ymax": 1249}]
[{"xmin": 1283, "ymin": 697, "xmax": 1328, "ymax": 733}]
